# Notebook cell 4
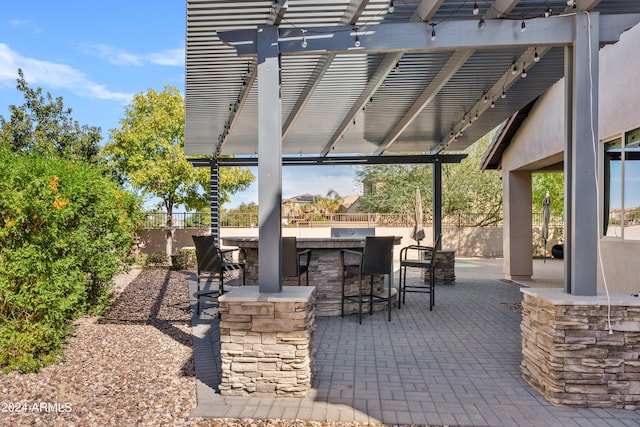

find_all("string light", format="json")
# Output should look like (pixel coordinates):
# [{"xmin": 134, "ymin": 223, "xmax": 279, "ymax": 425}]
[
  {"xmin": 490, "ymin": 100, "xmax": 496, "ymax": 108},
  {"xmin": 472, "ymin": 2, "xmax": 479, "ymax": 15},
  {"xmin": 301, "ymin": 29, "xmax": 307, "ymax": 48},
  {"xmin": 501, "ymin": 90, "xmax": 507, "ymax": 99},
  {"xmin": 478, "ymin": 18, "xmax": 485, "ymax": 30},
  {"xmin": 483, "ymin": 94, "xmax": 488, "ymax": 103},
  {"xmin": 521, "ymin": 19, "xmax": 526, "ymax": 32},
  {"xmin": 511, "ymin": 59, "xmax": 518, "ymax": 75},
  {"xmin": 388, "ymin": 0, "xmax": 394, "ymax": 13},
  {"xmin": 521, "ymin": 62, "xmax": 527, "ymax": 78},
  {"xmin": 430, "ymin": 23, "xmax": 436, "ymax": 41},
  {"xmin": 534, "ymin": 48, "xmax": 540, "ymax": 62},
  {"xmin": 354, "ymin": 27, "xmax": 360, "ymax": 47},
  {"xmin": 545, "ymin": 7, "xmax": 552, "ymax": 18}
]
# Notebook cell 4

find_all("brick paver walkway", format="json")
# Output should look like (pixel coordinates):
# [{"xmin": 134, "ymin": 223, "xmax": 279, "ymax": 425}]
[{"xmin": 189, "ymin": 263, "xmax": 640, "ymax": 426}]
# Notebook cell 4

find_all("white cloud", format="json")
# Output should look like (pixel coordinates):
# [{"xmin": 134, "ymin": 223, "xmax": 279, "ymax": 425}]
[
  {"xmin": 8, "ymin": 19, "xmax": 41, "ymax": 33},
  {"xmin": 10, "ymin": 19, "xmax": 28, "ymax": 27},
  {"xmin": 83, "ymin": 43, "xmax": 143, "ymax": 66},
  {"xmin": 0, "ymin": 43, "xmax": 133, "ymax": 102},
  {"xmin": 147, "ymin": 48, "xmax": 184, "ymax": 66},
  {"xmin": 83, "ymin": 43, "xmax": 184, "ymax": 67}
]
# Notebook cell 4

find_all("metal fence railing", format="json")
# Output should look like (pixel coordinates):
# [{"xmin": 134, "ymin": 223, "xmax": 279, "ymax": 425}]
[{"xmin": 142, "ymin": 211, "xmax": 564, "ymax": 230}]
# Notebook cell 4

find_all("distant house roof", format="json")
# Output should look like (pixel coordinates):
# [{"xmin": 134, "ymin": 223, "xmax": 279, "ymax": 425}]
[
  {"xmin": 283, "ymin": 193, "xmax": 315, "ymax": 204},
  {"xmin": 340, "ymin": 195, "xmax": 360, "ymax": 208},
  {"xmin": 480, "ymin": 98, "xmax": 538, "ymax": 171}
]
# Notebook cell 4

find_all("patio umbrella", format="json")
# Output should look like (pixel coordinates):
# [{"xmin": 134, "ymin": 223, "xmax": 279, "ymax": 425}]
[
  {"xmin": 410, "ymin": 186, "xmax": 426, "ymax": 244},
  {"xmin": 541, "ymin": 191, "xmax": 551, "ymax": 263}
]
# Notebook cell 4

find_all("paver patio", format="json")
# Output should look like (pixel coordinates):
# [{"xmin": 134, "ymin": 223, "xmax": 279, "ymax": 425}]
[{"xmin": 189, "ymin": 259, "xmax": 640, "ymax": 426}]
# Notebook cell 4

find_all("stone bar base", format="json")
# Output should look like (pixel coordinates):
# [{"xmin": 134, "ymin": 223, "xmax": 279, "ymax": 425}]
[
  {"xmin": 420, "ymin": 250, "xmax": 456, "ymax": 285},
  {"xmin": 521, "ymin": 288, "xmax": 640, "ymax": 409},
  {"xmin": 218, "ymin": 286, "xmax": 315, "ymax": 397}
]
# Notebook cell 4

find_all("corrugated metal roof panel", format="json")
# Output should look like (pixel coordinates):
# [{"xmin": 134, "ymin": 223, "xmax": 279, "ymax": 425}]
[{"xmin": 185, "ymin": 0, "xmax": 640, "ymax": 157}]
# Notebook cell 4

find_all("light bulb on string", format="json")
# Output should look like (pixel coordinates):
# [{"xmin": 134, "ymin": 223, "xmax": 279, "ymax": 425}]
[
  {"xmin": 534, "ymin": 48, "xmax": 540, "ymax": 62},
  {"xmin": 511, "ymin": 60, "xmax": 518, "ymax": 75},
  {"xmin": 501, "ymin": 90, "xmax": 506, "ymax": 99},
  {"xmin": 431, "ymin": 23, "xmax": 436, "ymax": 41},
  {"xmin": 521, "ymin": 19, "xmax": 526, "ymax": 32},
  {"xmin": 545, "ymin": 7, "xmax": 552, "ymax": 18},
  {"xmin": 473, "ymin": 2, "xmax": 479, "ymax": 15},
  {"xmin": 354, "ymin": 27, "xmax": 360, "ymax": 47},
  {"xmin": 521, "ymin": 62, "xmax": 527, "ymax": 78},
  {"xmin": 300, "ymin": 29, "xmax": 307, "ymax": 48},
  {"xmin": 478, "ymin": 18, "xmax": 485, "ymax": 30},
  {"xmin": 388, "ymin": 0, "xmax": 394, "ymax": 13},
  {"xmin": 490, "ymin": 100, "xmax": 496, "ymax": 108}
]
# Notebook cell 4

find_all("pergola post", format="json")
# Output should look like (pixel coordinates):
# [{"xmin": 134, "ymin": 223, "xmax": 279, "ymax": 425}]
[
  {"xmin": 432, "ymin": 158, "xmax": 442, "ymax": 249},
  {"xmin": 564, "ymin": 12, "xmax": 599, "ymax": 296},
  {"xmin": 257, "ymin": 25, "xmax": 283, "ymax": 293},
  {"xmin": 210, "ymin": 158, "xmax": 220, "ymax": 245}
]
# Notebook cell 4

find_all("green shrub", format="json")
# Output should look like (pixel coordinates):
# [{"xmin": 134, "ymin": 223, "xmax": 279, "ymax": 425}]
[
  {"xmin": 171, "ymin": 247, "xmax": 196, "ymax": 270},
  {"xmin": 0, "ymin": 147, "xmax": 142, "ymax": 372},
  {"xmin": 144, "ymin": 252, "xmax": 169, "ymax": 268}
]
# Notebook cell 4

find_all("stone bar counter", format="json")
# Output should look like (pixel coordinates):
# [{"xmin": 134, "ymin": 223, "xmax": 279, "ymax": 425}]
[{"xmin": 222, "ymin": 236, "xmax": 401, "ymax": 317}]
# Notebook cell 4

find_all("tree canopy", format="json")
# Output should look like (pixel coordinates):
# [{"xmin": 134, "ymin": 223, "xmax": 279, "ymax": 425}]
[
  {"xmin": 356, "ymin": 133, "xmax": 502, "ymax": 226},
  {"xmin": 0, "ymin": 69, "xmax": 102, "ymax": 164},
  {"xmin": 103, "ymin": 86, "xmax": 254, "ymax": 255},
  {"xmin": 532, "ymin": 172, "xmax": 564, "ymax": 216}
]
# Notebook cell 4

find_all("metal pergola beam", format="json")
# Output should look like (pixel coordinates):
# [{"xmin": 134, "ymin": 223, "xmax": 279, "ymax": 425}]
[
  {"xmin": 219, "ymin": 15, "xmax": 638, "ymax": 57},
  {"xmin": 189, "ymin": 154, "xmax": 467, "ymax": 168}
]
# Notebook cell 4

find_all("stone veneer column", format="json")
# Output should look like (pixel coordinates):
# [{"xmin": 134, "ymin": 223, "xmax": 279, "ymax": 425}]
[
  {"xmin": 420, "ymin": 250, "xmax": 456, "ymax": 285},
  {"xmin": 521, "ymin": 288, "xmax": 640, "ymax": 409},
  {"xmin": 218, "ymin": 286, "xmax": 315, "ymax": 397}
]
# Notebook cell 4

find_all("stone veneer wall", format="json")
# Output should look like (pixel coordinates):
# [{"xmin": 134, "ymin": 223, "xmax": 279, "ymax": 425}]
[
  {"xmin": 521, "ymin": 288, "xmax": 640, "ymax": 409},
  {"xmin": 218, "ymin": 286, "xmax": 315, "ymax": 397},
  {"xmin": 420, "ymin": 250, "xmax": 456, "ymax": 285}
]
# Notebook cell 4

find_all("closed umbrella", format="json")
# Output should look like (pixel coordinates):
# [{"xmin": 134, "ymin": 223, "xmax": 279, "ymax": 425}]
[
  {"xmin": 410, "ymin": 186, "xmax": 426, "ymax": 244},
  {"xmin": 541, "ymin": 191, "xmax": 551, "ymax": 263}
]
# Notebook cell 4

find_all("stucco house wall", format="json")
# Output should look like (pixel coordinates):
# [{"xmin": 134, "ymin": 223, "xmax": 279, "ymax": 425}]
[{"xmin": 499, "ymin": 23, "xmax": 640, "ymax": 295}]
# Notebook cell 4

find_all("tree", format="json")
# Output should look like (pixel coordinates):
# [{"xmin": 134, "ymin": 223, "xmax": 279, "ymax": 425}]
[
  {"xmin": 441, "ymin": 134, "xmax": 503, "ymax": 226},
  {"xmin": 103, "ymin": 86, "xmax": 254, "ymax": 257},
  {"xmin": 0, "ymin": 69, "xmax": 102, "ymax": 164},
  {"xmin": 356, "ymin": 165, "xmax": 433, "ymax": 214},
  {"xmin": 532, "ymin": 172, "xmax": 564, "ymax": 216},
  {"xmin": 355, "ymin": 133, "xmax": 503, "ymax": 226},
  {"xmin": 312, "ymin": 190, "xmax": 342, "ymax": 216}
]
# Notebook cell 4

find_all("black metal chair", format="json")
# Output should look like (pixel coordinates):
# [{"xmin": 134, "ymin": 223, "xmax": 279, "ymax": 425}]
[
  {"xmin": 398, "ymin": 234, "xmax": 441, "ymax": 311},
  {"xmin": 282, "ymin": 236, "xmax": 312, "ymax": 286},
  {"xmin": 341, "ymin": 236, "xmax": 394, "ymax": 324},
  {"xmin": 192, "ymin": 235, "xmax": 245, "ymax": 314}
]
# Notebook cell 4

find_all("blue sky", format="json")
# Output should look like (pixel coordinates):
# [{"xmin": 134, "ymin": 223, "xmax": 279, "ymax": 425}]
[{"xmin": 0, "ymin": 0, "xmax": 359, "ymax": 209}]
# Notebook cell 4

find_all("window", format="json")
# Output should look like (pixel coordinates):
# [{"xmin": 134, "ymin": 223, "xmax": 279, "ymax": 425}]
[{"xmin": 604, "ymin": 126, "xmax": 640, "ymax": 240}]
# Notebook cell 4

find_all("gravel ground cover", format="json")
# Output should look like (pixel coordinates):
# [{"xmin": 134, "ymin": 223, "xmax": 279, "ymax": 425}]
[{"xmin": 0, "ymin": 268, "xmax": 385, "ymax": 427}]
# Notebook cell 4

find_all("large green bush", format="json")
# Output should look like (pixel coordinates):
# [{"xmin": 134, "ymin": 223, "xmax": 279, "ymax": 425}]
[{"xmin": 0, "ymin": 147, "xmax": 142, "ymax": 372}]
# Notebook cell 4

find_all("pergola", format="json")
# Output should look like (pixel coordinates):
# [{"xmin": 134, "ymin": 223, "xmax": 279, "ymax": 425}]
[{"xmin": 184, "ymin": 0, "xmax": 640, "ymax": 295}]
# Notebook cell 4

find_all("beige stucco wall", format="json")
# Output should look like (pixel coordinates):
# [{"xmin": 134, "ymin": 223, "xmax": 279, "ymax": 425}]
[
  {"xmin": 499, "ymin": 23, "xmax": 640, "ymax": 295},
  {"xmin": 138, "ymin": 226, "xmax": 504, "ymax": 260}
]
